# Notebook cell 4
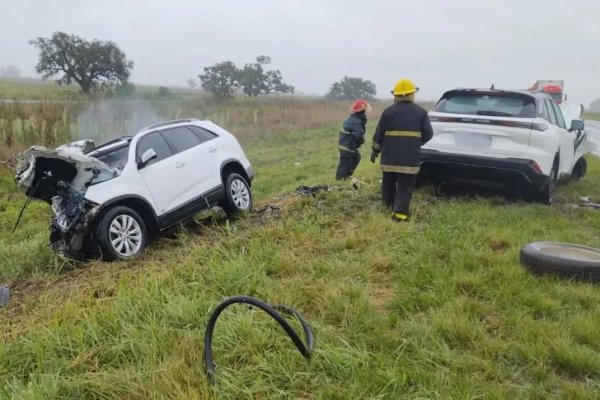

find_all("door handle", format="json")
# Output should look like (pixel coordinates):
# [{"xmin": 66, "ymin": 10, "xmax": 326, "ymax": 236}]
[
  {"xmin": 209, "ymin": 147, "xmax": 217, "ymax": 153},
  {"xmin": 176, "ymin": 161, "xmax": 185, "ymax": 168}
]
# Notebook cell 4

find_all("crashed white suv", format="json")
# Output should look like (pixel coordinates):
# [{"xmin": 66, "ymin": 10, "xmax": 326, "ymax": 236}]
[
  {"xmin": 15, "ymin": 119, "xmax": 254, "ymax": 260},
  {"xmin": 420, "ymin": 89, "xmax": 595, "ymax": 203}
]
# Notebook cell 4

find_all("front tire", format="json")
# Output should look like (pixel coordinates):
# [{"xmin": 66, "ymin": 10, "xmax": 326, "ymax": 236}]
[
  {"xmin": 97, "ymin": 206, "xmax": 148, "ymax": 261},
  {"xmin": 222, "ymin": 173, "xmax": 253, "ymax": 215},
  {"xmin": 572, "ymin": 157, "xmax": 587, "ymax": 181}
]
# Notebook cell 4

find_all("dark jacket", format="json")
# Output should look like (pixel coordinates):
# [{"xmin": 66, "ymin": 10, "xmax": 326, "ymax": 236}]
[
  {"xmin": 338, "ymin": 113, "xmax": 367, "ymax": 152},
  {"xmin": 372, "ymin": 101, "xmax": 433, "ymax": 174}
]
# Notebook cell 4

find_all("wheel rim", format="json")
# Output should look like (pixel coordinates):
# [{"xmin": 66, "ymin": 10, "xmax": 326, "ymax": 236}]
[
  {"xmin": 531, "ymin": 242, "xmax": 600, "ymax": 262},
  {"xmin": 108, "ymin": 214, "xmax": 142, "ymax": 257},
  {"xmin": 230, "ymin": 178, "xmax": 250, "ymax": 210}
]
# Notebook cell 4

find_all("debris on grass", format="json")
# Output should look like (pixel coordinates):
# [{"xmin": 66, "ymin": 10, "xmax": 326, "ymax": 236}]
[
  {"xmin": 295, "ymin": 185, "xmax": 332, "ymax": 196},
  {"xmin": 204, "ymin": 295, "xmax": 315, "ymax": 385},
  {"xmin": 0, "ymin": 285, "xmax": 10, "ymax": 307}
]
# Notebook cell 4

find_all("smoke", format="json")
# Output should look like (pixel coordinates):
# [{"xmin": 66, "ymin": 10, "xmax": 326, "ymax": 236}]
[{"xmin": 72, "ymin": 99, "xmax": 164, "ymax": 144}]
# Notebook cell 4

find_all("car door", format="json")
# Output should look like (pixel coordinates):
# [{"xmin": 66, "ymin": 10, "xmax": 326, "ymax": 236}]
[
  {"xmin": 547, "ymin": 100, "xmax": 575, "ymax": 175},
  {"xmin": 186, "ymin": 125, "xmax": 222, "ymax": 194},
  {"xmin": 136, "ymin": 130, "xmax": 200, "ymax": 216}
]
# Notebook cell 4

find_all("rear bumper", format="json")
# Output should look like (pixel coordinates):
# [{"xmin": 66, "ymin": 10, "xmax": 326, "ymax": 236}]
[{"xmin": 419, "ymin": 150, "xmax": 549, "ymax": 189}]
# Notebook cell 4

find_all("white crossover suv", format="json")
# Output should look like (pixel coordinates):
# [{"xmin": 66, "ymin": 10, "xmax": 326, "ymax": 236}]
[
  {"xmin": 15, "ymin": 119, "xmax": 254, "ymax": 260},
  {"xmin": 420, "ymin": 89, "xmax": 595, "ymax": 204}
]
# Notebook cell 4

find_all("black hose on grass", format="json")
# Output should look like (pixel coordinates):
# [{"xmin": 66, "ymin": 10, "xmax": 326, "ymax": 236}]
[{"xmin": 203, "ymin": 295, "xmax": 315, "ymax": 385}]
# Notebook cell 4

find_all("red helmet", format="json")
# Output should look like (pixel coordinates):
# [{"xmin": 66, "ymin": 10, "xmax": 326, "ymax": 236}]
[{"xmin": 351, "ymin": 99, "xmax": 372, "ymax": 113}]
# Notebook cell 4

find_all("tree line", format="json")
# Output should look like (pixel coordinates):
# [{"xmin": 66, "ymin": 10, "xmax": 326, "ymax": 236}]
[{"xmin": 26, "ymin": 31, "xmax": 377, "ymax": 101}]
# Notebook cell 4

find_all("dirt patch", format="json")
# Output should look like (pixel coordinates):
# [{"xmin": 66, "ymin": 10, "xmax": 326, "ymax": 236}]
[
  {"xmin": 367, "ymin": 282, "xmax": 395, "ymax": 314},
  {"xmin": 488, "ymin": 239, "xmax": 511, "ymax": 252}
]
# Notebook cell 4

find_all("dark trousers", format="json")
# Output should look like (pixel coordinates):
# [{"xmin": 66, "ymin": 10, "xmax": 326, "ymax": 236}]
[
  {"xmin": 382, "ymin": 172, "xmax": 416, "ymax": 215},
  {"xmin": 336, "ymin": 150, "xmax": 361, "ymax": 180}
]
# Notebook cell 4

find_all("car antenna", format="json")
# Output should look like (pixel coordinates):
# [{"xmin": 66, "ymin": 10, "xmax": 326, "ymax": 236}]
[{"xmin": 490, "ymin": 84, "xmax": 495, "ymax": 90}]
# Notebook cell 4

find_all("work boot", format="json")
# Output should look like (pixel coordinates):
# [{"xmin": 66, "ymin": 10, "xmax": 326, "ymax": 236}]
[{"xmin": 391, "ymin": 212, "xmax": 409, "ymax": 222}]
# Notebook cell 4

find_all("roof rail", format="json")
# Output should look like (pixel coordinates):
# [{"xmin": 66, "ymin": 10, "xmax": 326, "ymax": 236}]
[{"xmin": 144, "ymin": 119, "xmax": 199, "ymax": 131}]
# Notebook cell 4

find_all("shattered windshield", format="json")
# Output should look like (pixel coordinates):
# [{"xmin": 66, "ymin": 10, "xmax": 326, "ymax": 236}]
[{"xmin": 92, "ymin": 145, "xmax": 129, "ymax": 170}]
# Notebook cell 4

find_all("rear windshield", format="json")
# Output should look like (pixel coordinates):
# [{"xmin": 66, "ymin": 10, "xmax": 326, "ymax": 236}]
[{"xmin": 433, "ymin": 92, "xmax": 536, "ymax": 118}]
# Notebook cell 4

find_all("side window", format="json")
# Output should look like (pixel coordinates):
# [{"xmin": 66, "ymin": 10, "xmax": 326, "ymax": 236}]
[
  {"xmin": 161, "ymin": 126, "xmax": 202, "ymax": 153},
  {"xmin": 546, "ymin": 100, "xmax": 559, "ymax": 126},
  {"xmin": 538, "ymin": 101, "xmax": 551, "ymax": 122},
  {"xmin": 549, "ymin": 101, "xmax": 567, "ymax": 129},
  {"xmin": 136, "ymin": 132, "xmax": 173, "ymax": 166},
  {"xmin": 187, "ymin": 125, "xmax": 218, "ymax": 143}
]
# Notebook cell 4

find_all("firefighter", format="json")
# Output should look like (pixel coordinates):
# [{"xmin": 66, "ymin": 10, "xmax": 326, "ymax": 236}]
[
  {"xmin": 370, "ymin": 79, "xmax": 433, "ymax": 222},
  {"xmin": 335, "ymin": 99, "xmax": 371, "ymax": 180}
]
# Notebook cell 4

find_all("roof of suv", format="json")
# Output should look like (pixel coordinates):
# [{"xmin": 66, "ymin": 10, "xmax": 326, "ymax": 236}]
[
  {"xmin": 136, "ymin": 119, "xmax": 202, "ymax": 135},
  {"xmin": 445, "ymin": 88, "xmax": 551, "ymax": 101}
]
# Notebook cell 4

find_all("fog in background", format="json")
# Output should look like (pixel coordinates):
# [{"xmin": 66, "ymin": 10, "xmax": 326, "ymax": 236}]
[
  {"xmin": 72, "ymin": 100, "xmax": 163, "ymax": 142},
  {"xmin": 1, "ymin": 0, "xmax": 599, "ymax": 105}
]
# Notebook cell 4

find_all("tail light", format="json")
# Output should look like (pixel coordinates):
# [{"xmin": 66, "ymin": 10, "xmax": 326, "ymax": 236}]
[{"xmin": 530, "ymin": 161, "xmax": 543, "ymax": 174}]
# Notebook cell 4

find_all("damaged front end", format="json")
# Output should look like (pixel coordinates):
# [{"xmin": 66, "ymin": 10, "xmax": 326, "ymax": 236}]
[
  {"xmin": 14, "ymin": 141, "xmax": 118, "ymax": 259},
  {"xmin": 49, "ymin": 183, "xmax": 100, "ymax": 258}
]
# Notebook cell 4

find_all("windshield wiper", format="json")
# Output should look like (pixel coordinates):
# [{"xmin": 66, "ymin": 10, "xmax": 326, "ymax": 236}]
[{"xmin": 477, "ymin": 111, "xmax": 514, "ymax": 117}]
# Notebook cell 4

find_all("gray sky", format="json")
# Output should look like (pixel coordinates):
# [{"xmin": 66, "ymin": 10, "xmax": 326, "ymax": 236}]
[{"xmin": 2, "ymin": 0, "xmax": 599, "ymax": 105}]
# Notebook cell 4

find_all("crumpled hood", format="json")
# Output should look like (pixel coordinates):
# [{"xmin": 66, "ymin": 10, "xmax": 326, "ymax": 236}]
[{"xmin": 15, "ymin": 140, "xmax": 117, "ymax": 203}]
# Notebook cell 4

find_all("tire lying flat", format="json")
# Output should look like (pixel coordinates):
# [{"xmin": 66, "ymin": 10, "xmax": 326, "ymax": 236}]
[{"xmin": 520, "ymin": 242, "xmax": 600, "ymax": 282}]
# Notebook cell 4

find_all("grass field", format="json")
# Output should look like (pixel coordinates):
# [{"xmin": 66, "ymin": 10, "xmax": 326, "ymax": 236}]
[
  {"xmin": 2, "ymin": 110, "xmax": 600, "ymax": 398},
  {"xmin": 583, "ymin": 112, "xmax": 600, "ymax": 122}
]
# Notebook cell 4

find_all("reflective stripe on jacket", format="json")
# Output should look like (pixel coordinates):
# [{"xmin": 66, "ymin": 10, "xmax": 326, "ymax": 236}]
[
  {"xmin": 372, "ymin": 101, "xmax": 433, "ymax": 174},
  {"xmin": 338, "ymin": 113, "xmax": 367, "ymax": 153}
]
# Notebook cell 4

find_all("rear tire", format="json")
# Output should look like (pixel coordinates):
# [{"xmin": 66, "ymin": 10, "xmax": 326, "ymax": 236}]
[
  {"xmin": 533, "ymin": 158, "xmax": 558, "ymax": 205},
  {"xmin": 97, "ymin": 206, "xmax": 148, "ymax": 261},
  {"xmin": 222, "ymin": 173, "xmax": 253, "ymax": 215}
]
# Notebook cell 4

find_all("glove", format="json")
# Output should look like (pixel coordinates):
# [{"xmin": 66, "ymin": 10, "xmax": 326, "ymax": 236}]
[{"xmin": 370, "ymin": 150, "xmax": 378, "ymax": 163}]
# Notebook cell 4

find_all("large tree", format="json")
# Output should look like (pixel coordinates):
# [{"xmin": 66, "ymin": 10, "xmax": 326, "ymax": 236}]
[
  {"xmin": 198, "ymin": 61, "xmax": 240, "ymax": 99},
  {"xmin": 238, "ymin": 56, "xmax": 294, "ymax": 97},
  {"xmin": 326, "ymin": 76, "xmax": 377, "ymax": 101},
  {"xmin": 29, "ymin": 32, "xmax": 134, "ymax": 93}
]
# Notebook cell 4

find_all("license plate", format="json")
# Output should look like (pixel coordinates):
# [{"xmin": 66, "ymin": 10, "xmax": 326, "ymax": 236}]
[{"xmin": 455, "ymin": 132, "xmax": 491, "ymax": 148}]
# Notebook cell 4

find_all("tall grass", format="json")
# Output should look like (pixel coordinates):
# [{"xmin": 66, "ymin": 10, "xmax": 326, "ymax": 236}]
[{"xmin": 0, "ymin": 92, "xmax": 389, "ymax": 148}]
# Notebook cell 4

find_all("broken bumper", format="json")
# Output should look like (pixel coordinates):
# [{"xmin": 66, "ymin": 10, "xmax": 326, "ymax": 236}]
[
  {"xmin": 419, "ymin": 150, "xmax": 550, "ymax": 189},
  {"xmin": 50, "ymin": 186, "xmax": 100, "ymax": 258}
]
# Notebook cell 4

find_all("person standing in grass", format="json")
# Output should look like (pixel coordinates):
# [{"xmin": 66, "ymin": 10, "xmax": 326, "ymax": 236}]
[
  {"xmin": 335, "ymin": 99, "xmax": 371, "ymax": 180},
  {"xmin": 370, "ymin": 79, "xmax": 433, "ymax": 222}
]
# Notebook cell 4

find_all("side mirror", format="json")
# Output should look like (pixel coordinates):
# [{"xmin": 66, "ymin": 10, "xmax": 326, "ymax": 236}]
[
  {"xmin": 139, "ymin": 148, "xmax": 157, "ymax": 168},
  {"xmin": 569, "ymin": 120, "xmax": 585, "ymax": 132}
]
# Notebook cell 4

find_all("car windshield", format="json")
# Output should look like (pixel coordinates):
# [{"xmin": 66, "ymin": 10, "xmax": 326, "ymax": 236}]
[
  {"xmin": 433, "ymin": 92, "xmax": 536, "ymax": 118},
  {"xmin": 93, "ymin": 145, "xmax": 129, "ymax": 170}
]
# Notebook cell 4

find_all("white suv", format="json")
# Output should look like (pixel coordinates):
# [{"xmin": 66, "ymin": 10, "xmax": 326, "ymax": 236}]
[
  {"xmin": 420, "ymin": 89, "xmax": 595, "ymax": 203},
  {"xmin": 15, "ymin": 119, "xmax": 254, "ymax": 260}
]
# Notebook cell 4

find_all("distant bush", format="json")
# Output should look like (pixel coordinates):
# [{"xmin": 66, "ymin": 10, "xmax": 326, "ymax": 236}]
[
  {"xmin": 326, "ymin": 76, "xmax": 377, "ymax": 101},
  {"xmin": 157, "ymin": 86, "xmax": 172, "ymax": 97}
]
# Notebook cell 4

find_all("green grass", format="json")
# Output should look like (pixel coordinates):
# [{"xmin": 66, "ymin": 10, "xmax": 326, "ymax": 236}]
[
  {"xmin": 583, "ymin": 113, "xmax": 600, "ymax": 122},
  {"xmin": 2, "ymin": 127, "xmax": 600, "ymax": 399}
]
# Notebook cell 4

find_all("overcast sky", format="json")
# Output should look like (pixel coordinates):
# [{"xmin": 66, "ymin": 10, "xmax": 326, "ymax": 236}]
[{"xmin": 1, "ymin": 0, "xmax": 599, "ymax": 105}]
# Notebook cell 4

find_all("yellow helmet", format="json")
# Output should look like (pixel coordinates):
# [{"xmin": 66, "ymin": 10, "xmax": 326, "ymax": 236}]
[{"xmin": 391, "ymin": 79, "xmax": 418, "ymax": 96}]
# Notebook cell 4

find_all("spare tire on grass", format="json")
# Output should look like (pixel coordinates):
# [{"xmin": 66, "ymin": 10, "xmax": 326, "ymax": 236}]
[{"xmin": 520, "ymin": 242, "xmax": 600, "ymax": 282}]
